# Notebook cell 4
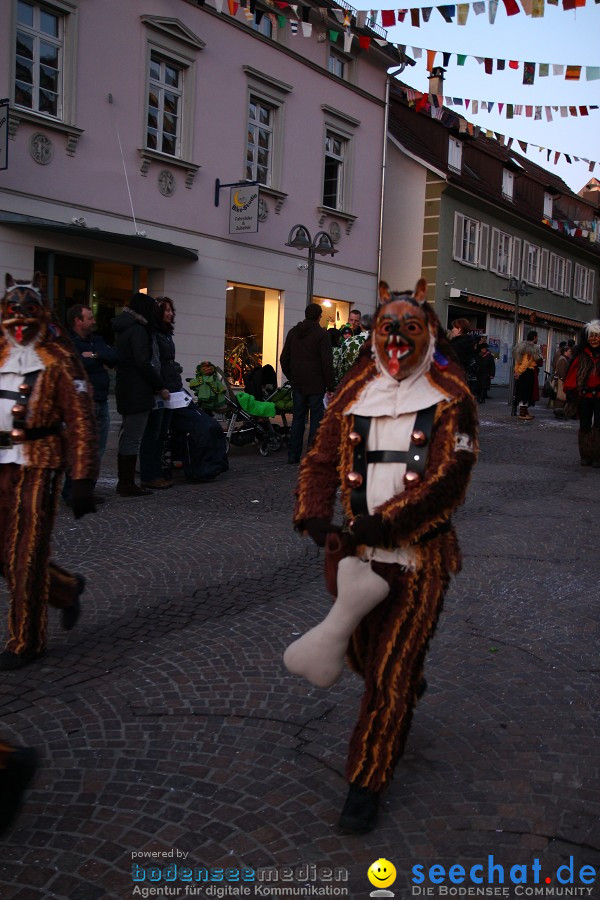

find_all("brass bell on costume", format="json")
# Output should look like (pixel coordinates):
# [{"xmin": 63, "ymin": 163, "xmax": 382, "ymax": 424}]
[
  {"xmin": 411, "ymin": 430, "xmax": 427, "ymax": 446},
  {"xmin": 348, "ymin": 431, "xmax": 362, "ymax": 445},
  {"xmin": 403, "ymin": 470, "xmax": 421, "ymax": 486},
  {"xmin": 346, "ymin": 471, "xmax": 363, "ymax": 488},
  {"xmin": 10, "ymin": 428, "xmax": 26, "ymax": 444},
  {"xmin": 18, "ymin": 383, "xmax": 32, "ymax": 395},
  {"xmin": 11, "ymin": 403, "xmax": 27, "ymax": 417}
]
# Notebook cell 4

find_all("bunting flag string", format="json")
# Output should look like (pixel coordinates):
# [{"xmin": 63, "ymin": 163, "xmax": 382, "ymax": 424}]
[
  {"xmin": 440, "ymin": 94, "xmax": 599, "ymax": 118},
  {"xmin": 398, "ymin": 84, "xmax": 599, "ymax": 182},
  {"xmin": 361, "ymin": 0, "xmax": 594, "ymax": 25},
  {"xmin": 410, "ymin": 46, "xmax": 600, "ymax": 82}
]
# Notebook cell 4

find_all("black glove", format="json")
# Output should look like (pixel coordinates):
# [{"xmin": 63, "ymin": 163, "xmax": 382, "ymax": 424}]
[
  {"xmin": 300, "ymin": 517, "xmax": 341, "ymax": 548},
  {"xmin": 348, "ymin": 514, "xmax": 390, "ymax": 547},
  {"xmin": 70, "ymin": 479, "xmax": 97, "ymax": 520}
]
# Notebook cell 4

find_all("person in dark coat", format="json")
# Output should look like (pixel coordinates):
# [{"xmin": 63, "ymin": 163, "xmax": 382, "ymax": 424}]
[
  {"xmin": 63, "ymin": 304, "xmax": 117, "ymax": 503},
  {"xmin": 280, "ymin": 303, "xmax": 335, "ymax": 465},
  {"xmin": 112, "ymin": 293, "xmax": 168, "ymax": 497},
  {"xmin": 474, "ymin": 343, "xmax": 496, "ymax": 403},
  {"xmin": 449, "ymin": 318, "xmax": 477, "ymax": 378},
  {"xmin": 139, "ymin": 297, "xmax": 182, "ymax": 489}
]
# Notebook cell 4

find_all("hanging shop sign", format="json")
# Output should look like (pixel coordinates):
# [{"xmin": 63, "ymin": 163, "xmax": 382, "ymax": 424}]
[{"xmin": 229, "ymin": 186, "xmax": 259, "ymax": 235}]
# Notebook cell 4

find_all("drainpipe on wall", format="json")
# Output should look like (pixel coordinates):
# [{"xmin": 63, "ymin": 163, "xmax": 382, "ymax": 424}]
[{"xmin": 377, "ymin": 64, "xmax": 409, "ymax": 302}]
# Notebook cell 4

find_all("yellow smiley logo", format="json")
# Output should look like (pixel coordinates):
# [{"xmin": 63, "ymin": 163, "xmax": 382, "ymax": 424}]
[
  {"xmin": 233, "ymin": 190, "xmax": 242, "ymax": 207},
  {"xmin": 368, "ymin": 858, "xmax": 397, "ymax": 889}
]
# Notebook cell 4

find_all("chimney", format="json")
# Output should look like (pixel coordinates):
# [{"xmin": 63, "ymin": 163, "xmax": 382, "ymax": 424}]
[{"xmin": 428, "ymin": 66, "xmax": 446, "ymax": 100}]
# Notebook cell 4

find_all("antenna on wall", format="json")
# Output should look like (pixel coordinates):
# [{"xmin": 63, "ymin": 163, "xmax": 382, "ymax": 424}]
[{"xmin": 108, "ymin": 93, "xmax": 146, "ymax": 238}]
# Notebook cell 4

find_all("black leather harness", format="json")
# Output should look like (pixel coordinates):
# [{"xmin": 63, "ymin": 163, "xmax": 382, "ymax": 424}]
[
  {"xmin": 349, "ymin": 405, "xmax": 437, "ymax": 519},
  {"xmin": 0, "ymin": 370, "xmax": 61, "ymax": 448}
]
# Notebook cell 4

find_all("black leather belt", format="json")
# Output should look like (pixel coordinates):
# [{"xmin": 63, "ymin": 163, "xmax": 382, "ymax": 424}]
[{"xmin": 0, "ymin": 425, "xmax": 61, "ymax": 448}]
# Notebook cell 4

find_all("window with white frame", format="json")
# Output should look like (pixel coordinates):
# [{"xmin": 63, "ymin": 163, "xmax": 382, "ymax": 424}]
[
  {"xmin": 522, "ymin": 241, "xmax": 540, "ymax": 285},
  {"xmin": 328, "ymin": 51, "xmax": 346, "ymax": 78},
  {"xmin": 490, "ymin": 227, "xmax": 516, "ymax": 277},
  {"xmin": 147, "ymin": 53, "xmax": 182, "ymax": 156},
  {"xmin": 548, "ymin": 253, "xmax": 570, "ymax": 295},
  {"xmin": 246, "ymin": 96, "xmax": 274, "ymax": 186},
  {"xmin": 573, "ymin": 263, "xmax": 595, "ymax": 304},
  {"xmin": 15, "ymin": 0, "xmax": 64, "ymax": 118},
  {"xmin": 502, "ymin": 169, "xmax": 514, "ymax": 201},
  {"xmin": 323, "ymin": 131, "xmax": 346, "ymax": 210},
  {"xmin": 243, "ymin": 67, "xmax": 292, "ymax": 193},
  {"xmin": 448, "ymin": 138, "xmax": 462, "ymax": 173},
  {"xmin": 251, "ymin": 7, "xmax": 274, "ymax": 38},
  {"xmin": 141, "ymin": 18, "xmax": 204, "ymax": 166},
  {"xmin": 544, "ymin": 192, "xmax": 554, "ymax": 217},
  {"xmin": 453, "ymin": 212, "xmax": 489, "ymax": 269}
]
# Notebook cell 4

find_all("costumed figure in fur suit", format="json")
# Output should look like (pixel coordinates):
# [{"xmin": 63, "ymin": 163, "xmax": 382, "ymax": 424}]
[
  {"xmin": 562, "ymin": 319, "xmax": 600, "ymax": 466},
  {"xmin": 285, "ymin": 285, "xmax": 478, "ymax": 833},
  {"xmin": 0, "ymin": 273, "xmax": 98, "ymax": 671}
]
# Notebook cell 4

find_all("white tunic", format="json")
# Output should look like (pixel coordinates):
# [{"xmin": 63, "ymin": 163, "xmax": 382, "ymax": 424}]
[
  {"xmin": 346, "ymin": 337, "xmax": 450, "ymax": 568},
  {"xmin": 0, "ymin": 342, "xmax": 44, "ymax": 465}
]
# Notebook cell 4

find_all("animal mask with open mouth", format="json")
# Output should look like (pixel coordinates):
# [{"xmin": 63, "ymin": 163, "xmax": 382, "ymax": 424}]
[
  {"xmin": 373, "ymin": 296, "xmax": 432, "ymax": 380},
  {"xmin": 1, "ymin": 273, "xmax": 48, "ymax": 346}
]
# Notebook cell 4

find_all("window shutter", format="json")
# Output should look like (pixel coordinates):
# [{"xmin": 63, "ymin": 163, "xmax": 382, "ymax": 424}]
[
  {"xmin": 587, "ymin": 268, "xmax": 594, "ymax": 304},
  {"xmin": 521, "ymin": 242, "xmax": 530, "ymax": 281},
  {"xmin": 539, "ymin": 249, "xmax": 548, "ymax": 288},
  {"xmin": 490, "ymin": 229, "xmax": 499, "ymax": 274},
  {"xmin": 564, "ymin": 259, "xmax": 572, "ymax": 297},
  {"xmin": 453, "ymin": 212, "xmax": 465, "ymax": 261},
  {"xmin": 548, "ymin": 254, "xmax": 556, "ymax": 292},
  {"xmin": 478, "ymin": 223, "xmax": 489, "ymax": 269},
  {"xmin": 511, "ymin": 238, "xmax": 521, "ymax": 279}
]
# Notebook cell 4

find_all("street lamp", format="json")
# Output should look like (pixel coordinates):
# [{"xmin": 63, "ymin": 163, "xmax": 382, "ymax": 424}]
[
  {"xmin": 285, "ymin": 224, "xmax": 337, "ymax": 307},
  {"xmin": 503, "ymin": 276, "xmax": 533, "ymax": 415}
]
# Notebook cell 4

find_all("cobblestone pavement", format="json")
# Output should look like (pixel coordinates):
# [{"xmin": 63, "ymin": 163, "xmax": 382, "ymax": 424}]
[{"xmin": 0, "ymin": 390, "xmax": 598, "ymax": 900}]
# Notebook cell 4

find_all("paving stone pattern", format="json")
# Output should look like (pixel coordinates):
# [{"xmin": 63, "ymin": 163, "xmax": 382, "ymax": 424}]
[{"xmin": 0, "ymin": 390, "xmax": 598, "ymax": 899}]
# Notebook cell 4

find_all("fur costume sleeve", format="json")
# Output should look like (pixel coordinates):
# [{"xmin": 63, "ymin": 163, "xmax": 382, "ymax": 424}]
[{"xmin": 25, "ymin": 344, "xmax": 99, "ymax": 479}]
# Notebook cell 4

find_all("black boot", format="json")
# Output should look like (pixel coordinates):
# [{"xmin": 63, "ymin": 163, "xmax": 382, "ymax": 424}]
[
  {"xmin": 0, "ymin": 742, "xmax": 38, "ymax": 835},
  {"xmin": 116, "ymin": 455, "xmax": 152, "ymax": 496},
  {"xmin": 338, "ymin": 783, "xmax": 380, "ymax": 834},
  {"xmin": 61, "ymin": 574, "xmax": 86, "ymax": 631},
  {"xmin": 592, "ymin": 430, "xmax": 600, "ymax": 468},
  {"xmin": 578, "ymin": 430, "xmax": 593, "ymax": 466}
]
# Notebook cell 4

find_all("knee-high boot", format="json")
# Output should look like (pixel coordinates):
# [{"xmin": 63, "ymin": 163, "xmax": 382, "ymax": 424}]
[
  {"xmin": 116, "ymin": 455, "xmax": 152, "ymax": 496},
  {"xmin": 591, "ymin": 429, "xmax": 600, "ymax": 468},
  {"xmin": 577, "ymin": 430, "xmax": 593, "ymax": 466}
]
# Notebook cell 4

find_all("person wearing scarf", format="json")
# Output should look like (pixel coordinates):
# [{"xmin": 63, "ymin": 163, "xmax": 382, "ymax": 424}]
[
  {"xmin": 562, "ymin": 320, "xmax": 600, "ymax": 466},
  {"xmin": 290, "ymin": 285, "xmax": 478, "ymax": 833}
]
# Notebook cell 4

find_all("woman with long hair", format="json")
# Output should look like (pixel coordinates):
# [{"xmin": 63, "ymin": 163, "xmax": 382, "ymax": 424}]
[
  {"xmin": 139, "ymin": 297, "xmax": 183, "ymax": 489},
  {"xmin": 112, "ymin": 293, "xmax": 168, "ymax": 496}
]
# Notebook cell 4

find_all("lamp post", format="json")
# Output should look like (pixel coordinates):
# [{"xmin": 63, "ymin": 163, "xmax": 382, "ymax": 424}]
[
  {"xmin": 285, "ymin": 225, "xmax": 337, "ymax": 307},
  {"xmin": 503, "ymin": 276, "xmax": 533, "ymax": 415}
]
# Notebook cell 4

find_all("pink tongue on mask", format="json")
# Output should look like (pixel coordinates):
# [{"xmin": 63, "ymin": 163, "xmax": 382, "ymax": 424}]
[
  {"xmin": 15, "ymin": 325, "xmax": 24, "ymax": 343},
  {"xmin": 387, "ymin": 344, "xmax": 401, "ymax": 377}
]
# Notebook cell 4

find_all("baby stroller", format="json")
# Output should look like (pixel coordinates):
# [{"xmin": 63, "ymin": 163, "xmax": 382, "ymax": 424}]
[{"xmin": 224, "ymin": 365, "xmax": 293, "ymax": 456}]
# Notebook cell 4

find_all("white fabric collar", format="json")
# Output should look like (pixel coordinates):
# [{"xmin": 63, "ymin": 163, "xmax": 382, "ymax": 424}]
[{"xmin": 0, "ymin": 340, "xmax": 44, "ymax": 375}]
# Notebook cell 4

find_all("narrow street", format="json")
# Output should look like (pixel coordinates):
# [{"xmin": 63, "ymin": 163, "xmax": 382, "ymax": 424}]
[{"xmin": 1, "ymin": 389, "xmax": 598, "ymax": 899}]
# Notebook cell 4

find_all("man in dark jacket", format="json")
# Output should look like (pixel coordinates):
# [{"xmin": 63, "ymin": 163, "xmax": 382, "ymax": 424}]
[
  {"xmin": 64, "ymin": 304, "xmax": 117, "ymax": 502},
  {"xmin": 280, "ymin": 303, "xmax": 335, "ymax": 464},
  {"xmin": 112, "ymin": 293, "xmax": 168, "ymax": 496}
]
